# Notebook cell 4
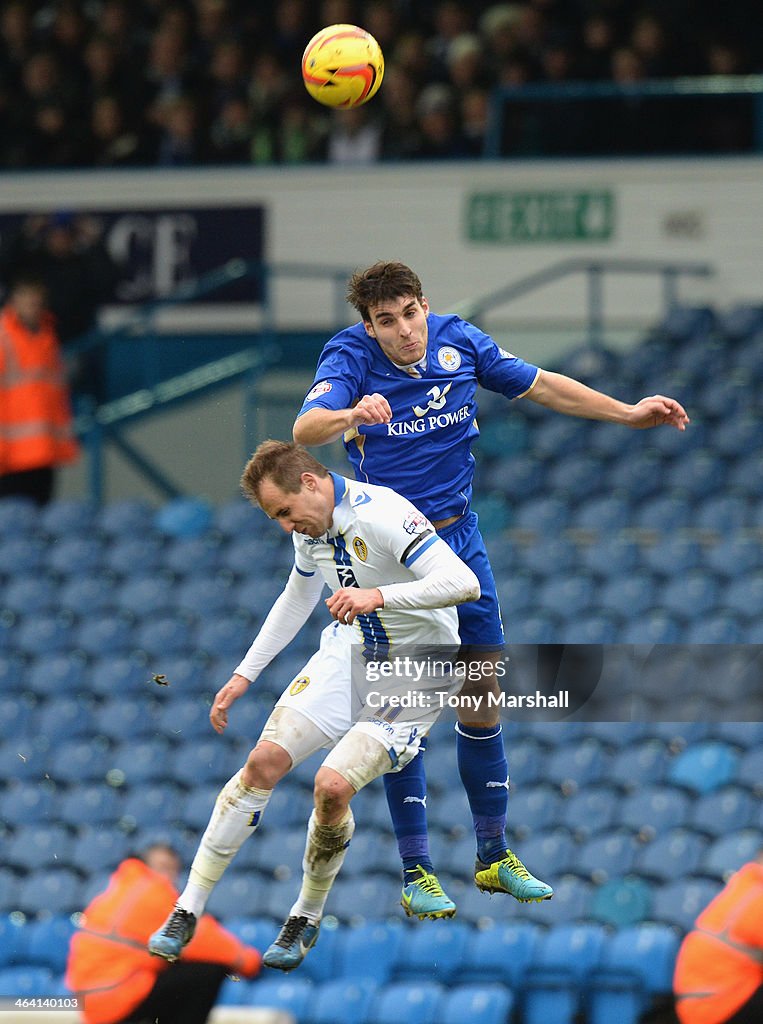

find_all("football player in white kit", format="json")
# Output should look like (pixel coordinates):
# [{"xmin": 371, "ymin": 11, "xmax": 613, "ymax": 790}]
[{"xmin": 149, "ymin": 440, "xmax": 480, "ymax": 971}]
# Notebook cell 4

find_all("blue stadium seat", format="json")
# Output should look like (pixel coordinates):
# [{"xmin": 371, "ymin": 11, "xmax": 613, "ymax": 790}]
[
  {"xmin": 558, "ymin": 785, "xmax": 621, "ymax": 840},
  {"xmin": 307, "ymin": 978, "xmax": 380, "ymax": 1023},
  {"xmin": 58, "ymin": 576, "xmax": 116, "ymax": 617},
  {"xmin": 720, "ymin": 572, "xmax": 763, "ymax": 621},
  {"xmin": 6, "ymin": 824, "xmax": 74, "ymax": 872},
  {"xmin": 668, "ymin": 741, "xmax": 739, "ymax": 794},
  {"xmin": 91, "ymin": 697, "xmax": 160, "ymax": 740},
  {"xmin": 216, "ymin": 975, "xmax": 254, "ymax": 1006},
  {"xmin": 171, "ymin": 739, "xmax": 239, "ymax": 786},
  {"xmin": 0, "ymin": 738, "xmax": 47, "ymax": 783},
  {"xmin": 0, "ymin": 781, "xmax": 58, "ymax": 827},
  {"xmin": 327, "ymin": 876, "xmax": 403, "ymax": 927},
  {"xmin": 512, "ymin": 497, "xmax": 569, "ymax": 536},
  {"xmin": 368, "ymin": 980, "xmax": 445, "ymax": 1024},
  {"xmin": 0, "ymin": 695, "xmax": 36, "ymax": 737},
  {"xmin": 727, "ymin": 456, "xmax": 763, "ymax": 498},
  {"xmin": 514, "ymin": 537, "xmax": 580, "ymax": 577},
  {"xmin": 3, "ymin": 576, "xmax": 59, "ymax": 617},
  {"xmin": 59, "ymin": 784, "xmax": 124, "ymax": 828},
  {"xmin": 147, "ymin": 654, "xmax": 217, "ymax": 695},
  {"xmin": 595, "ymin": 574, "xmax": 655, "ymax": 620},
  {"xmin": 504, "ymin": 829, "xmax": 576, "ymax": 881},
  {"xmin": 250, "ymin": 827, "xmax": 305, "ymax": 878},
  {"xmin": 609, "ymin": 740, "xmax": 670, "ymax": 790},
  {"xmin": 505, "ymin": 783, "xmax": 562, "ymax": 838},
  {"xmin": 102, "ymin": 536, "xmax": 165, "ymax": 576},
  {"xmin": 593, "ymin": 921, "xmax": 680, "ymax": 993},
  {"xmin": 214, "ymin": 499, "xmax": 262, "ymax": 538},
  {"xmin": 0, "ymin": 966, "xmax": 55, "ymax": 997},
  {"xmin": 121, "ymin": 783, "xmax": 183, "ymax": 832},
  {"xmin": 205, "ymin": 871, "xmax": 266, "ymax": 921},
  {"xmin": 342, "ymin": 830, "xmax": 399, "ymax": 879},
  {"xmin": 0, "ymin": 915, "xmax": 25, "ymax": 969},
  {"xmin": 649, "ymin": 877, "xmax": 722, "ymax": 932},
  {"xmin": 39, "ymin": 498, "xmax": 96, "ymax": 536},
  {"xmin": 48, "ymin": 536, "xmax": 104, "ymax": 576},
  {"xmin": 0, "ymin": 496, "xmax": 39, "ymax": 535},
  {"xmin": 633, "ymin": 494, "xmax": 693, "ymax": 533},
  {"xmin": 36, "ymin": 697, "xmax": 94, "ymax": 741},
  {"xmin": 710, "ymin": 723, "xmax": 763, "ymax": 749},
  {"xmin": 686, "ymin": 612, "xmax": 747, "ymax": 643},
  {"xmin": 664, "ymin": 449, "xmax": 726, "ymax": 499},
  {"xmin": 163, "ymin": 536, "xmax": 224, "ymax": 576},
  {"xmin": 658, "ymin": 305, "xmax": 715, "ymax": 342},
  {"xmin": 248, "ymin": 976, "xmax": 315, "ymax": 1018},
  {"xmin": 523, "ymin": 980, "xmax": 579, "ymax": 1024},
  {"xmin": 589, "ymin": 876, "xmax": 653, "ymax": 928},
  {"xmin": 621, "ymin": 610, "xmax": 684, "ymax": 643},
  {"xmin": 16, "ymin": 869, "xmax": 84, "ymax": 916},
  {"xmin": 570, "ymin": 495, "xmax": 631, "ymax": 533},
  {"xmin": 487, "ymin": 453, "xmax": 546, "ymax": 499},
  {"xmin": 459, "ymin": 920, "xmax": 541, "ymax": 989},
  {"xmin": 333, "ymin": 921, "xmax": 405, "ymax": 985},
  {"xmin": 712, "ymin": 415, "xmax": 763, "ymax": 458},
  {"xmin": 526, "ymin": 875, "xmax": 595, "ymax": 926},
  {"xmin": 530, "ymin": 921, "xmax": 608, "ymax": 985},
  {"xmin": 536, "ymin": 575, "xmax": 597, "ymax": 621},
  {"xmin": 575, "ymin": 830, "xmax": 638, "ymax": 884},
  {"xmin": 0, "ymin": 537, "xmax": 46, "ymax": 576},
  {"xmin": 393, "ymin": 921, "xmax": 470, "ymax": 983},
  {"xmin": 179, "ymin": 784, "xmax": 221, "ymax": 831},
  {"xmin": 587, "ymin": 983, "xmax": 645, "ymax": 1024},
  {"xmin": 546, "ymin": 455, "xmax": 608, "ymax": 499},
  {"xmin": 175, "ymin": 576, "xmax": 237, "ymax": 617},
  {"xmin": 509, "ymin": 612, "xmax": 560, "ymax": 643},
  {"xmin": 116, "ymin": 575, "xmax": 177, "ymax": 618},
  {"xmin": 223, "ymin": 537, "xmax": 292, "ymax": 579},
  {"xmin": 635, "ymin": 828, "xmax": 709, "ymax": 884},
  {"xmin": 134, "ymin": 615, "xmax": 195, "ymax": 657},
  {"xmin": 96, "ymin": 499, "xmax": 156, "ymax": 537},
  {"xmin": 618, "ymin": 785, "xmax": 692, "ymax": 837},
  {"xmin": 15, "ymin": 613, "xmax": 74, "ymax": 657},
  {"xmin": 694, "ymin": 493, "xmax": 751, "ymax": 533},
  {"xmin": 23, "ymin": 915, "xmax": 76, "ymax": 973},
  {"xmin": 699, "ymin": 829, "xmax": 763, "ymax": 880},
  {"xmin": 641, "ymin": 536, "xmax": 703, "ymax": 578},
  {"xmin": 500, "ymin": 737, "xmax": 548, "ymax": 787},
  {"xmin": 26, "ymin": 652, "xmax": 89, "ymax": 697},
  {"xmin": 46, "ymin": 738, "xmax": 114, "ymax": 784},
  {"xmin": 195, "ymin": 614, "xmax": 255, "ymax": 659},
  {"xmin": 717, "ymin": 303, "xmax": 763, "ymax": 341},
  {"xmin": 155, "ymin": 695, "xmax": 214, "ymax": 743},
  {"xmin": 440, "ymin": 983, "xmax": 514, "ymax": 1024},
  {"xmin": 0, "ymin": 654, "xmax": 24, "ymax": 695},
  {"xmin": 736, "ymin": 746, "xmax": 763, "ymax": 794},
  {"xmin": 698, "ymin": 377, "xmax": 752, "ymax": 420},
  {"xmin": 545, "ymin": 739, "xmax": 611, "ymax": 791},
  {"xmin": 70, "ymin": 827, "xmax": 131, "ymax": 875},
  {"xmin": 73, "ymin": 613, "xmax": 137, "ymax": 659},
  {"xmin": 660, "ymin": 572, "xmax": 721, "ymax": 620},
  {"xmin": 578, "ymin": 536, "xmax": 641, "ymax": 578}
]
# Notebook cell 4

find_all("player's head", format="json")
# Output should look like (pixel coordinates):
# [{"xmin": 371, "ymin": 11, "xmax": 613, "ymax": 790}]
[
  {"xmin": 241, "ymin": 440, "xmax": 334, "ymax": 537},
  {"xmin": 347, "ymin": 262, "xmax": 429, "ymax": 366}
]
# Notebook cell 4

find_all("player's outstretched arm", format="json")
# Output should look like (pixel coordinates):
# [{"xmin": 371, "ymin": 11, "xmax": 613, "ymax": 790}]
[
  {"xmin": 526, "ymin": 370, "xmax": 690, "ymax": 430},
  {"xmin": 210, "ymin": 673, "xmax": 251, "ymax": 734},
  {"xmin": 293, "ymin": 393, "xmax": 392, "ymax": 445}
]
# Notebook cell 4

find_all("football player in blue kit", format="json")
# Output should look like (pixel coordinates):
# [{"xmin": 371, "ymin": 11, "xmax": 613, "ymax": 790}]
[{"xmin": 293, "ymin": 261, "xmax": 690, "ymax": 918}]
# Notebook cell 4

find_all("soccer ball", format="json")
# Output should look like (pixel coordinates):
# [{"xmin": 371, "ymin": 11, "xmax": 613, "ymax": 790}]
[{"xmin": 302, "ymin": 24, "xmax": 384, "ymax": 108}]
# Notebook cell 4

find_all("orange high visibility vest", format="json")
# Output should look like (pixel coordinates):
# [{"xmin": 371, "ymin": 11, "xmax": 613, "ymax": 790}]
[
  {"xmin": 65, "ymin": 859, "xmax": 261, "ymax": 1024},
  {"xmin": 674, "ymin": 862, "xmax": 763, "ymax": 1024},
  {"xmin": 0, "ymin": 305, "xmax": 79, "ymax": 474}
]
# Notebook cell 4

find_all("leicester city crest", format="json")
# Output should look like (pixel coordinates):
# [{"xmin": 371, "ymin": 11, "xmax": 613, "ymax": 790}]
[{"xmin": 437, "ymin": 346, "xmax": 461, "ymax": 371}]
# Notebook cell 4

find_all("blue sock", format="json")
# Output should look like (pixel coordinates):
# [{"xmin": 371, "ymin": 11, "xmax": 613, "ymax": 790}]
[
  {"xmin": 456, "ymin": 722, "xmax": 509, "ymax": 864},
  {"xmin": 383, "ymin": 745, "xmax": 433, "ymax": 876}
]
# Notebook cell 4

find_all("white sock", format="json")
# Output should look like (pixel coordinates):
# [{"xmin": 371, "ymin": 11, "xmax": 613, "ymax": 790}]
[
  {"xmin": 178, "ymin": 769, "xmax": 270, "ymax": 917},
  {"xmin": 289, "ymin": 808, "xmax": 355, "ymax": 924}
]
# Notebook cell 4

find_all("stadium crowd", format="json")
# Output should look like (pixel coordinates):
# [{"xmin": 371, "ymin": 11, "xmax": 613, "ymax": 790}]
[{"xmin": 0, "ymin": 0, "xmax": 760, "ymax": 169}]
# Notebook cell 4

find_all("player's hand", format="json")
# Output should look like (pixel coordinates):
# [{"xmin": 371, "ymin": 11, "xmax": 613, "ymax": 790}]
[
  {"xmin": 626, "ymin": 395, "xmax": 690, "ymax": 430},
  {"xmin": 349, "ymin": 393, "xmax": 392, "ymax": 427},
  {"xmin": 326, "ymin": 587, "xmax": 384, "ymax": 624},
  {"xmin": 210, "ymin": 673, "xmax": 251, "ymax": 734}
]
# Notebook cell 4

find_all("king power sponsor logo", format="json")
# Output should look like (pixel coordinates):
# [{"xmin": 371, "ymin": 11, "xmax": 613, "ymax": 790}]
[{"xmin": 387, "ymin": 384, "xmax": 471, "ymax": 436}]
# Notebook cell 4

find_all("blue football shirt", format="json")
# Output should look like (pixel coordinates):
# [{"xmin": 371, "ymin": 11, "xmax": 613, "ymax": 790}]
[{"xmin": 298, "ymin": 313, "xmax": 539, "ymax": 521}]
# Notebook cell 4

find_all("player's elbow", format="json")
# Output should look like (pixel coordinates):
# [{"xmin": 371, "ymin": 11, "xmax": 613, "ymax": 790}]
[
  {"xmin": 457, "ymin": 569, "xmax": 481, "ymax": 605},
  {"xmin": 292, "ymin": 415, "xmax": 307, "ymax": 444}
]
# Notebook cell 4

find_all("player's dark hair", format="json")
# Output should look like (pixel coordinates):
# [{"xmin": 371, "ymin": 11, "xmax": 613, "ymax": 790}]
[
  {"xmin": 241, "ymin": 439, "xmax": 329, "ymax": 505},
  {"xmin": 346, "ymin": 261, "xmax": 424, "ymax": 322}
]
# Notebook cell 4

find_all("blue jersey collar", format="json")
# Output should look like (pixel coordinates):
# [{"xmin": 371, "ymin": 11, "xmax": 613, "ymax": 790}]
[{"xmin": 330, "ymin": 472, "xmax": 348, "ymax": 507}]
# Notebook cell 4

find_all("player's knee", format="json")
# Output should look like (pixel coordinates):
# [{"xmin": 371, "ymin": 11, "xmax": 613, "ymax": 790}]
[
  {"xmin": 314, "ymin": 767, "xmax": 353, "ymax": 818},
  {"xmin": 243, "ymin": 740, "xmax": 291, "ymax": 789}
]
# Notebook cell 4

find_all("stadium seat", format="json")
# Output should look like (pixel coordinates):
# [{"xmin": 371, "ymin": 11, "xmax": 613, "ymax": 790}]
[
  {"xmin": 36, "ymin": 696, "xmax": 94, "ymax": 741},
  {"xmin": 632, "ymin": 494, "xmax": 692, "ymax": 533},
  {"xmin": 710, "ymin": 722, "xmax": 763, "ymax": 749},
  {"xmin": 342, "ymin": 829, "xmax": 399, "ymax": 879},
  {"xmin": 292, "ymin": 922, "xmax": 343, "ymax": 985},
  {"xmin": 0, "ymin": 653, "xmax": 23, "ymax": 695},
  {"xmin": 509, "ymin": 612, "xmax": 560, "ymax": 644},
  {"xmin": 536, "ymin": 575, "xmax": 598, "ymax": 620},
  {"xmin": 205, "ymin": 872, "xmax": 266, "ymax": 922},
  {"xmin": 162, "ymin": 535, "xmax": 224, "ymax": 576},
  {"xmin": 249, "ymin": 975, "xmax": 316, "ymax": 1017},
  {"xmin": 667, "ymin": 741, "xmax": 739, "ymax": 794},
  {"xmin": 545, "ymin": 738, "xmax": 611, "ymax": 791},
  {"xmin": 307, "ymin": 977, "xmax": 380, "ymax": 1024},
  {"xmin": 0, "ymin": 781, "xmax": 58, "ymax": 827},
  {"xmin": 23, "ymin": 915, "xmax": 77, "ymax": 973},
  {"xmin": 727, "ymin": 456, "xmax": 763, "ymax": 498},
  {"xmin": 3, "ymin": 576, "xmax": 59, "ymax": 617},
  {"xmin": 393, "ymin": 921, "xmax": 470, "ymax": 983},
  {"xmin": 589, "ymin": 876, "xmax": 653, "ymax": 928},
  {"xmin": 577, "ymin": 535, "xmax": 641, "ymax": 578},
  {"xmin": 59, "ymin": 783, "xmax": 124, "ymax": 828},
  {"xmin": 0, "ymin": 496, "xmax": 39, "ymax": 535},
  {"xmin": 102, "ymin": 536, "xmax": 165, "ymax": 576},
  {"xmin": 116, "ymin": 575, "xmax": 177, "ymax": 618},
  {"xmin": 717, "ymin": 303, "xmax": 763, "ymax": 341},
  {"xmin": 546, "ymin": 454, "xmax": 608, "ymax": 499},
  {"xmin": 175, "ymin": 576, "xmax": 237, "ymax": 617},
  {"xmin": 0, "ymin": 738, "xmax": 47, "ymax": 783},
  {"xmin": 214, "ymin": 499, "xmax": 262, "ymax": 538},
  {"xmin": 333, "ymin": 921, "xmax": 405, "ymax": 985},
  {"xmin": 664, "ymin": 449, "xmax": 726, "ymax": 498},
  {"xmin": 179, "ymin": 784, "xmax": 221, "ymax": 831},
  {"xmin": 0, "ymin": 695, "xmax": 36, "ymax": 737},
  {"xmin": 570, "ymin": 494, "xmax": 631, "ymax": 533},
  {"xmin": 440, "ymin": 983, "xmax": 514, "ymax": 1024},
  {"xmin": 155, "ymin": 696, "xmax": 214, "ymax": 743},
  {"xmin": 134, "ymin": 615, "xmax": 195, "ymax": 657},
  {"xmin": 621, "ymin": 610, "xmax": 684, "ymax": 643},
  {"xmin": 641, "ymin": 536, "xmax": 702, "ymax": 578},
  {"xmin": 46, "ymin": 739, "xmax": 113, "ymax": 784},
  {"xmin": 171, "ymin": 739, "xmax": 239, "ymax": 787},
  {"xmin": 558, "ymin": 785, "xmax": 621, "ymax": 840},
  {"xmin": 712, "ymin": 415, "xmax": 763, "ymax": 458},
  {"xmin": 96, "ymin": 499, "xmax": 156, "ymax": 537},
  {"xmin": 720, "ymin": 572, "xmax": 763, "ymax": 621},
  {"xmin": 607, "ymin": 450, "xmax": 666, "ymax": 500},
  {"xmin": 685, "ymin": 613, "xmax": 747, "ymax": 643},
  {"xmin": 26, "ymin": 652, "xmax": 89, "ymax": 697},
  {"xmin": 512, "ymin": 496, "xmax": 569, "ymax": 536},
  {"xmin": 699, "ymin": 829, "xmax": 763, "ymax": 880},
  {"xmin": 91, "ymin": 697, "xmax": 160, "ymax": 740},
  {"xmin": 58, "ymin": 576, "xmax": 116, "ymax": 617},
  {"xmin": 595, "ymin": 574, "xmax": 655, "ymax": 620},
  {"xmin": 328, "ymin": 876, "xmax": 401, "ymax": 925},
  {"xmin": 47, "ymin": 536, "xmax": 104, "ymax": 576},
  {"xmin": 15, "ymin": 613, "xmax": 74, "ymax": 657},
  {"xmin": 528, "ymin": 874, "xmax": 595, "ymax": 926},
  {"xmin": 250, "ymin": 827, "xmax": 305, "ymax": 879},
  {"xmin": 649, "ymin": 877, "xmax": 722, "ymax": 932},
  {"xmin": 609, "ymin": 740, "xmax": 670, "ymax": 790},
  {"xmin": 694, "ymin": 493, "xmax": 751, "ymax": 533},
  {"xmin": 6, "ymin": 824, "xmax": 74, "ymax": 872},
  {"xmin": 658, "ymin": 304, "xmax": 715, "ymax": 342},
  {"xmin": 533, "ymin": 417, "xmax": 590, "ymax": 460},
  {"xmin": 216, "ymin": 975, "xmax": 254, "ymax": 1006},
  {"xmin": 635, "ymin": 828, "xmax": 709, "ymax": 884},
  {"xmin": 459, "ymin": 920, "xmax": 542, "ymax": 989},
  {"xmin": 195, "ymin": 613, "xmax": 256, "ymax": 659},
  {"xmin": 660, "ymin": 572, "xmax": 721, "ymax": 620},
  {"xmin": 16, "ymin": 869, "xmax": 84, "ymax": 916},
  {"xmin": 593, "ymin": 921, "xmax": 680, "ymax": 993},
  {"xmin": 121, "ymin": 783, "xmax": 183, "ymax": 833},
  {"xmin": 530, "ymin": 921, "xmax": 608, "ymax": 985},
  {"xmin": 737, "ymin": 747, "xmax": 763, "ymax": 795},
  {"xmin": 505, "ymin": 783, "xmax": 562, "ymax": 839},
  {"xmin": 368, "ymin": 980, "xmax": 445, "ymax": 1024},
  {"xmin": 575, "ymin": 830, "xmax": 638, "ymax": 884},
  {"xmin": 0, "ymin": 915, "xmax": 25, "ymax": 969},
  {"xmin": 486, "ymin": 453, "xmax": 546, "ymax": 500},
  {"xmin": 70, "ymin": 827, "xmax": 131, "ymax": 874},
  {"xmin": 0, "ymin": 966, "xmax": 55, "ymax": 997},
  {"xmin": 73, "ymin": 613, "xmax": 137, "ymax": 659},
  {"xmin": 618, "ymin": 785, "xmax": 692, "ymax": 838}
]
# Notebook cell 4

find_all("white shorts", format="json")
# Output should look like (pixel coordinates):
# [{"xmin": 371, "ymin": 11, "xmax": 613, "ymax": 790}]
[{"xmin": 269, "ymin": 620, "xmax": 462, "ymax": 779}]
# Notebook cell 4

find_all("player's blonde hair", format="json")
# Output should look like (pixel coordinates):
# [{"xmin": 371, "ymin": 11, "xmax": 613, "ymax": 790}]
[
  {"xmin": 346, "ymin": 261, "xmax": 424, "ymax": 322},
  {"xmin": 241, "ymin": 440, "xmax": 329, "ymax": 505}
]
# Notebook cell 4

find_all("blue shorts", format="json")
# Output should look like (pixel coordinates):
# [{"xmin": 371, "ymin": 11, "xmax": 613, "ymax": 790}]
[{"xmin": 437, "ymin": 511, "xmax": 505, "ymax": 650}]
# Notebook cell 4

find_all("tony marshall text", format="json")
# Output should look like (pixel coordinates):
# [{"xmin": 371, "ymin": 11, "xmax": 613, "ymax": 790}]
[{"xmin": 365, "ymin": 690, "xmax": 570, "ymax": 711}]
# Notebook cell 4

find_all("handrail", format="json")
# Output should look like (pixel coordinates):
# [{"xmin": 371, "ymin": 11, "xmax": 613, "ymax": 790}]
[
  {"xmin": 450, "ymin": 257, "xmax": 714, "ymax": 345},
  {"xmin": 485, "ymin": 73, "xmax": 763, "ymax": 156}
]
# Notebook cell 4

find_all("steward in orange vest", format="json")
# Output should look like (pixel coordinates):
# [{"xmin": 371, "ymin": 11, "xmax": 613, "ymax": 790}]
[
  {"xmin": 0, "ymin": 277, "xmax": 79, "ymax": 505},
  {"xmin": 674, "ymin": 858, "xmax": 763, "ymax": 1024},
  {"xmin": 66, "ymin": 845, "xmax": 261, "ymax": 1024}
]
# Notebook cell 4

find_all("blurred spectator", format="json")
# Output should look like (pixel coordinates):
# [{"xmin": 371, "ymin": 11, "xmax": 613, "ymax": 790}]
[
  {"xmin": 66, "ymin": 843, "xmax": 261, "ymax": 1024},
  {"xmin": 251, "ymin": 90, "xmax": 327, "ymax": 163},
  {"xmin": 209, "ymin": 96, "xmax": 253, "ymax": 163},
  {"xmin": 88, "ymin": 95, "xmax": 146, "ymax": 166},
  {"xmin": 379, "ymin": 64, "xmax": 423, "ymax": 158},
  {"xmin": 460, "ymin": 85, "xmax": 490, "ymax": 155},
  {"xmin": 630, "ymin": 12, "xmax": 676, "ymax": 78},
  {"xmin": 579, "ymin": 13, "xmax": 618, "ymax": 80},
  {"xmin": 446, "ymin": 33, "xmax": 488, "ymax": 91},
  {"xmin": 414, "ymin": 82, "xmax": 469, "ymax": 158},
  {"xmin": 327, "ymin": 106, "xmax": 383, "ymax": 163},
  {"xmin": 155, "ymin": 94, "xmax": 208, "ymax": 165},
  {"xmin": 0, "ymin": 277, "xmax": 79, "ymax": 506},
  {"xmin": 206, "ymin": 37, "xmax": 249, "ymax": 118},
  {"xmin": 674, "ymin": 849, "xmax": 763, "ymax": 1024}
]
